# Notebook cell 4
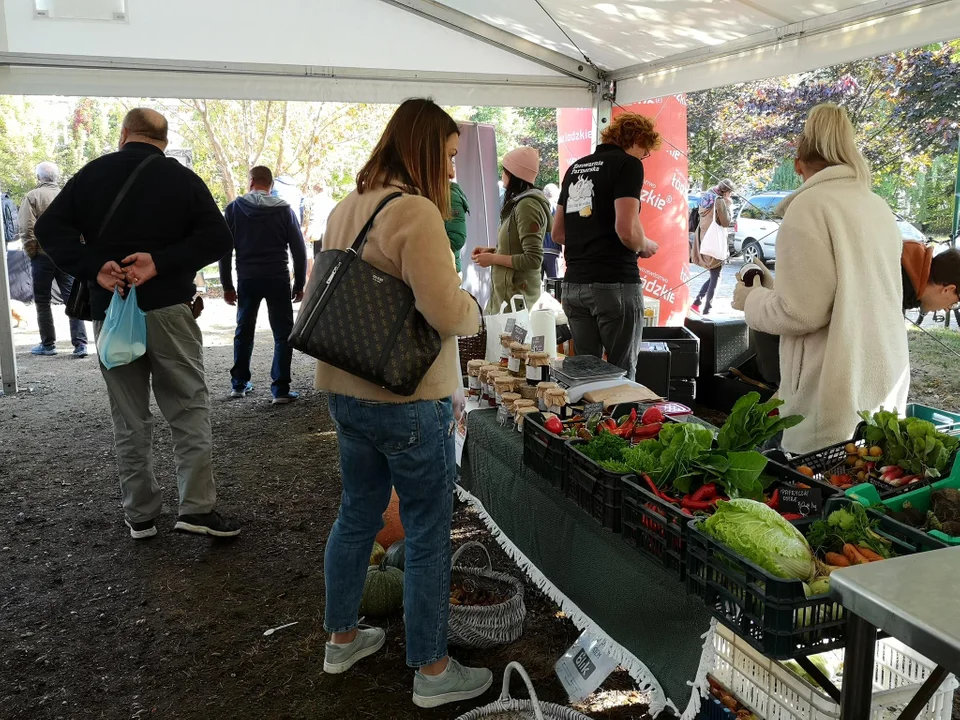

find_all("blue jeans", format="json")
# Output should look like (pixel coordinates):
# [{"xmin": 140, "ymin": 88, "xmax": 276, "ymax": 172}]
[
  {"xmin": 230, "ymin": 278, "xmax": 294, "ymax": 397},
  {"xmin": 324, "ymin": 394, "xmax": 456, "ymax": 668},
  {"xmin": 31, "ymin": 253, "xmax": 88, "ymax": 349}
]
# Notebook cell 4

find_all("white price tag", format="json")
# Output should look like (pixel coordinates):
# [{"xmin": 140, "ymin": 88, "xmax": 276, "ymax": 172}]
[{"xmin": 555, "ymin": 631, "xmax": 617, "ymax": 703}]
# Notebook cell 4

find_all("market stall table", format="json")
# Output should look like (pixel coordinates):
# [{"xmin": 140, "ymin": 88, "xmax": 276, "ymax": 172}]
[
  {"xmin": 458, "ymin": 407, "xmax": 715, "ymax": 718},
  {"xmin": 830, "ymin": 546, "xmax": 960, "ymax": 720}
]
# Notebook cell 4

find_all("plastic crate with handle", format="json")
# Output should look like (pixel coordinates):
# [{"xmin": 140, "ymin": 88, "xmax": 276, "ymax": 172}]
[
  {"xmin": 622, "ymin": 460, "xmax": 840, "ymax": 583},
  {"xmin": 710, "ymin": 622, "xmax": 957, "ymax": 720},
  {"xmin": 565, "ymin": 439, "xmax": 629, "ymax": 532},
  {"xmin": 522, "ymin": 413, "xmax": 569, "ymax": 491},
  {"xmin": 849, "ymin": 474, "xmax": 960, "ymax": 548},
  {"xmin": 686, "ymin": 497, "xmax": 943, "ymax": 660},
  {"xmin": 785, "ymin": 423, "xmax": 941, "ymax": 502}
]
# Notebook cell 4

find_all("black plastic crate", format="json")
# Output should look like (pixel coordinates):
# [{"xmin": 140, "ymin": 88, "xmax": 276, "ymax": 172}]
[
  {"xmin": 685, "ymin": 497, "xmax": 938, "ymax": 660},
  {"xmin": 670, "ymin": 377, "xmax": 697, "ymax": 404},
  {"xmin": 786, "ymin": 423, "xmax": 951, "ymax": 501},
  {"xmin": 621, "ymin": 462, "xmax": 839, "ymax": 583},
  {"xmin": 522, "ymin": 413, "xmax": 568, "ymax": 491},
  {"xmin": 643, "ymin": 326, "xmax": 700, "ymax": 378},
  {"xmin": 621, "ymin": 475, "xmax": 686, "ymax": 579},
  {"xmin": 565, "ymin": 439, "xmax": 628, "ymax": 532}
]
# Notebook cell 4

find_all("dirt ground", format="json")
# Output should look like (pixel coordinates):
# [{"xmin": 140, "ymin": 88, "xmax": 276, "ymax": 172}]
[
  {"xmin": 0, "ymin": 309, "xmax": 648, "ymax": 720},
  {"xmin": 3, "ymin": 297, "xmax": 958, "ymax": 720}
]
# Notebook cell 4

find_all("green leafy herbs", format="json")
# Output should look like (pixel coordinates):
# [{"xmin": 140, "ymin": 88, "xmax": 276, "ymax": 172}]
[
  {"xmin": 579, "ymin": 400, "xmax": 806, "ymax": 502},
  {"xmin": 717, "ymin": 393, "xmax": 804, "ymax": 453},
  {"xmin": 577, "ymin": 432, "xmax": 629, "ymax": 465},
  {"xmin": 656, "ymin": 423, "xmax": 715, "ymax": 486},
  {"xmin": 805, "ymin": 503, "xmax": 893, "ymax": 558},
  {"xmin": 860, "ymin": 409, "xmax": 960, "ymax": 478}
]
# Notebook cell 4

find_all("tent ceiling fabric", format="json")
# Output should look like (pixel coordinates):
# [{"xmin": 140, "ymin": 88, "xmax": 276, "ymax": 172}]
[{"xmin": 0, "ymin": 0, "xmax": 959, "ymax": 105}]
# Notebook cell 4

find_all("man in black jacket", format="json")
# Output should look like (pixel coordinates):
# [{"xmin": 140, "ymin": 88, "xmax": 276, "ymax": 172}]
[
  {"xmin": 35, "ymin": 108, "xmax": 240, "ymax": 541},
  {"xmin": 220, "ymin": 166, "xmax": 306, "ymax": 404}
]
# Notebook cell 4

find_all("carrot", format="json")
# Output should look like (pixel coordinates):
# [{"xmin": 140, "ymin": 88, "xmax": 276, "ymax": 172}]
[
  {"xmin": 843, "ymin": 543, "xmax": 870, "ymax": 565},
  {"xmin": 825, "ymin": 552, "xmax": 851, "ymax": 567},
  {"xmin": 856, "ymin": 546, "xmax": 884, "ymax": 562}
]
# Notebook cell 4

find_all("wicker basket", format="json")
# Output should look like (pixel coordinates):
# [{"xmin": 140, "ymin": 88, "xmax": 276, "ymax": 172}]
[
  {"xmin": 456, "ymin": 662, "xmax": 593, "ymax": 720},
  {"xmin": 448, "ymin": 542, "xmax": 526, "ymax": 649},
  {"xmin": 459, "ymin": 318, "xmax": 488, "ymax": 375}
]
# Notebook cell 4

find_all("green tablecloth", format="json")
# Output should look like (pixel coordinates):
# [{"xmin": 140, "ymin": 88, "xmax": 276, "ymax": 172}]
[{"xmin": 459, "ymin": 408, "xmax": 713, "ymax": 718}]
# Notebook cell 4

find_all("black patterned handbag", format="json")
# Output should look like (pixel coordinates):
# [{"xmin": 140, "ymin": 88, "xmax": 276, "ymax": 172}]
[{"xmin": 289, "ymin": 192, "xmax": 442, "ymax": 396}]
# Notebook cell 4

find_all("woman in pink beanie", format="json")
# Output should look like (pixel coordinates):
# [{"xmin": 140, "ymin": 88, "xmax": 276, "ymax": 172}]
[{"xmin": 472, "ymin": 146, "xmax": 551, "ymax": 311}]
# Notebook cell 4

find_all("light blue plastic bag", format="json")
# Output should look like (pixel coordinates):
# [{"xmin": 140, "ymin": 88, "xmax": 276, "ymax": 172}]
[{"xmin": 98, "ymin": 285, "xmax": 147, "ymax": 369}]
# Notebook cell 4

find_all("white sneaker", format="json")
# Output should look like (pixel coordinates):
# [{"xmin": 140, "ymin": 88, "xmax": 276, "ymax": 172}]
[
  {"xmin": 323, "ymin": 626, "xmax": 385, "ymax": 674},
  {"xmin": 413, "ymin": 657, "xmax": 493, "ymax": 708}
]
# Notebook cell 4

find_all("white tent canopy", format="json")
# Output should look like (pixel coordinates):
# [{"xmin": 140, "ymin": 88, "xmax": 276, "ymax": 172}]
[
  {"xmin": 2, "ymin": 0, "xmax": 960, "ymax": 394},
  {"xmin": 1, "ymin": 0, "xmax": 960, "ymax": 108}
]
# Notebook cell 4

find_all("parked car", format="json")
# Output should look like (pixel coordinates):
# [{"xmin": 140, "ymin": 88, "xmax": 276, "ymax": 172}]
[
  {"xmin": 897, "ymin": 219, "xmax": 927, "ymax": 243},
  {"xmin": 732, "ymin": 192, "xmax": 790, "ymax": 264}
]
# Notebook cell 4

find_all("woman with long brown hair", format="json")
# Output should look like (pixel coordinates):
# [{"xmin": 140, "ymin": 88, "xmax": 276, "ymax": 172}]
[{"xmin": 314, "ymin": 99, "xmax": 491, "ymax": 708}]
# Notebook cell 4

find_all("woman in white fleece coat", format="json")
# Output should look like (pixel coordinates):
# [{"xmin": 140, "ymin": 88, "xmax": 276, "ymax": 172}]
[{"xmin": 733, "ymin": 104, "xmax": 909, "ymax": 454}]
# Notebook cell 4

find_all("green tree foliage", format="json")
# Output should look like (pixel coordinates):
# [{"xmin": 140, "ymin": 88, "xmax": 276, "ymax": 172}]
[{"xmin": 688, "ymin": 42, "xmax": 960, "ymax": 233}]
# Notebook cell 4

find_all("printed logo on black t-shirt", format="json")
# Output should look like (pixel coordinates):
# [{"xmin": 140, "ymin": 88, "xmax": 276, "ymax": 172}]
[{"xmin": 558, "ymin": 144, "xmax": 645, "ymax": 284}]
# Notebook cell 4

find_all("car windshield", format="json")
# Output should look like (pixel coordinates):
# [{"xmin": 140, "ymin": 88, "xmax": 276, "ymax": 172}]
[
  {"xmin": 739, "ymin": 196, "xmax": 783, "ymax": 221},
  {"xmin": 898, "ymin": 221, "xmax": 926, "ymax": 243}
]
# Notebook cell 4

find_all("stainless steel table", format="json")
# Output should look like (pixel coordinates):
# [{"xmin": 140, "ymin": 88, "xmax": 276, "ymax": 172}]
[{"xmin": 830, "ymin": 546, "xmax": 960, "ymax": 719}]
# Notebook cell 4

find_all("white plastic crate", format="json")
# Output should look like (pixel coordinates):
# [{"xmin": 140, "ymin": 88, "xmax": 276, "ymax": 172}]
[{"xmin": 710, "ymin": 623, "xmax": 957, "ymax": 720}]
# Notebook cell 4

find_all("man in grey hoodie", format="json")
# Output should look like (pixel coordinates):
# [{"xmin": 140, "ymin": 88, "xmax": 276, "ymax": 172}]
[{"xmin": 220, "ymin": 166, "xmax": 307, "ymax": 404}]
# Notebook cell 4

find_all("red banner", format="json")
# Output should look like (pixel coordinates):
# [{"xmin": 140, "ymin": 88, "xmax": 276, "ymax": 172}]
[{"xmin": 558, "ymin": 98, "xmax": 690, "ymax": 325}]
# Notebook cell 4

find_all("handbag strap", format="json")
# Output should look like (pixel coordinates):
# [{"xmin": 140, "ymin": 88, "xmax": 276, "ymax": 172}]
[
  {"xmin": 98, "ymin": 154, "xmax": 160, "ymax": 239},
  {"xmin": 350, "ymin": 191, "xmax": 404, "ymax": 257}
]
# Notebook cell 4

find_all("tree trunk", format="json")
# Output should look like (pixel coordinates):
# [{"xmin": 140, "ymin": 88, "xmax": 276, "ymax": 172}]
[
  {"xmin": 275, "ymin": 102, "xmax": 290, "ymax": 176},
  {"xmin": 193, "ymin": 100, "xmax": 237, "ymax": 202}
]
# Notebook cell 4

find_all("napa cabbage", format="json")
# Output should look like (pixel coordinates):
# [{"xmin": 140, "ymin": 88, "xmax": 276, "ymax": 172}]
[{"xmin": 703, "ymin": 499, "xmax": 816, "ymax": 581}]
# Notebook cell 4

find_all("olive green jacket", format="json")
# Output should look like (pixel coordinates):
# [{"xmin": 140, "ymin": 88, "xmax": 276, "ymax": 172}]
[{"xmin": 488, "ymin": 189, "xmax": 551, "ymax": 313}]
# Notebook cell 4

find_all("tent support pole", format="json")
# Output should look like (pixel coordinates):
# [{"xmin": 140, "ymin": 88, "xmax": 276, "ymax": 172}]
[
  {"xmin": 0, "ymin": 216, "xmax": 18, "ymax": 396},
  {"xmin": 376, "ymin": 0, "xmax": 599, "ymax": 85},
  {"xmin": 593, "ymin": 82, "xmax": 615, "ymax": 152}
]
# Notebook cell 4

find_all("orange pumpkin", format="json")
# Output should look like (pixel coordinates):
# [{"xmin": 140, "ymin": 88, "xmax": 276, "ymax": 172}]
[{"xmin": 376, "ymin": 490, "xmax": 405, "ymax": 547}]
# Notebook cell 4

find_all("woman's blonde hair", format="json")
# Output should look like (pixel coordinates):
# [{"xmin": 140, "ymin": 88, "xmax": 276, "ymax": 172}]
[
  {"xmin": 357, "ymin": 98, "xmax": 460, "ymax": 219},
  {"xmin": 797, "ymin": 103, "xmax": 871, "ymax": 185}
]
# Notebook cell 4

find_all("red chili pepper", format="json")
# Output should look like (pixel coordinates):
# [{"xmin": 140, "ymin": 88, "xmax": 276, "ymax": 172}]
[
  {"xmin": 604, "ymin": 418, "xmax": 618, "ymax": 430},
  {"xmin": 681, "ymin": 497, "xmax": 715, "ymax": 511},
  {"xmin": 632, "ymin": 422, "xmax": 663, "ymax": 440},
  {"xmin": 782, "ymin": 512, "xmax": 804, "ymax": 521},
  {"xmin": 643, "ymin": 474, "xmax": 662, "ymax": 497},
  {"xmin": 690, "ymin": 483, "xmax": 718, "ymax": 502},
  {"xmin": 642, "ymin": 474, "xmax": 679, "ymax": 505},
  {"xmin": 618, "ymin": 408, "xmax": 637, "ymax": 428},
  {"xmin": 765, "ymin": 488, "xmax": 780, "ymax": 510}
]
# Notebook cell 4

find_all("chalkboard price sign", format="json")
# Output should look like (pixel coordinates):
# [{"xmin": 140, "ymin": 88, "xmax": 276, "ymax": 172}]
[{"xmin": 779, "ymin": 486, "xmax": 823, "ymax": 517}]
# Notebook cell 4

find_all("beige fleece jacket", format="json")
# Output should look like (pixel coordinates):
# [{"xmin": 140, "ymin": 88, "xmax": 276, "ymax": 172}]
[
  {"xmin": 313, "ymin": 183, "xmax": 480, "ymax": 403},
  {"xmin": 19, "ymin": 182, "xmax": 60, "ymax": 258},
  {"xmin": 744, "ymin": 165, "xmax": 909, "ymax": 454}
]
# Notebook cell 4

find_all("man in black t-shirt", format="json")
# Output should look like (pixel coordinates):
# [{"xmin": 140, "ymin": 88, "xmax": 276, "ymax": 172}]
[{"xmin": 553, "ymin": 113, "xmax": 661, "ymax": 380}]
